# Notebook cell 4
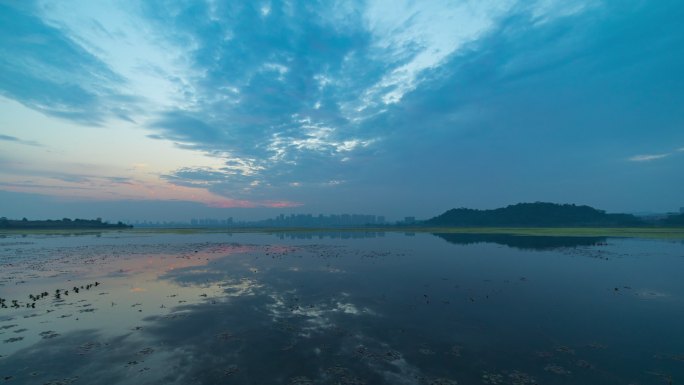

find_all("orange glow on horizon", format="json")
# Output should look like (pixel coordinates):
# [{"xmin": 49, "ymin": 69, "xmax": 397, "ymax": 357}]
[{"xmin": 0, "ymin": 175, "xmax": 302, "ymax": 208}]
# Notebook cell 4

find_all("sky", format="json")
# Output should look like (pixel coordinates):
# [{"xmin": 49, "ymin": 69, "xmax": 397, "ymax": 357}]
[{"xmin": 1, "ymin": 0, "xmax": 683, "ymax": 222}]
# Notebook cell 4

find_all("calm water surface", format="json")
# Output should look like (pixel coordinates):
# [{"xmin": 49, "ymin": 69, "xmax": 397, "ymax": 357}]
[{"xmin": 0, "ymin": 231, "xmax": 683, "ymax": 384}]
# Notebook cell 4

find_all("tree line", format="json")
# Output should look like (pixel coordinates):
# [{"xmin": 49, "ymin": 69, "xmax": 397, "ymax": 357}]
[{"xmin": 0, "ymin": 217, "xmax": 132, "ymax": 229}]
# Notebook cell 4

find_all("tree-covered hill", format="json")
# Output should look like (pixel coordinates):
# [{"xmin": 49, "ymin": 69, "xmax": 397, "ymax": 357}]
[{"xmin": 425, "ymin": 202, "xmax": 645, "ymax": 227}]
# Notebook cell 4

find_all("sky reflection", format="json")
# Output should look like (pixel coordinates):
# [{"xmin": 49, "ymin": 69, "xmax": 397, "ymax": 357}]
[{"xmin": 1, "ymin": 232, "xmax": 684, "ymax": 384}]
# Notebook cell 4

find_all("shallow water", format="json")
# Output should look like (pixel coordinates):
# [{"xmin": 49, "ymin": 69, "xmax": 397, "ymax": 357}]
[{"xmin": 0, "ymin": 231, "xmax": 683, "ymax": 384}]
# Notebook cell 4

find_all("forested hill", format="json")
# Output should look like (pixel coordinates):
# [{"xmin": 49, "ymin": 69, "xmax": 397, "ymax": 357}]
[
  {"xmin": 425, "ymin": 202, "xmax": 645, "ymax": 227},
  {"xmin": 0, "ymin": 217, "xmax": 132, "ymax": 230}
]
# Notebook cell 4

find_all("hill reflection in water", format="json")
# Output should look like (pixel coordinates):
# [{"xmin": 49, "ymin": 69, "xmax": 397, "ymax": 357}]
[{"xmin": 432, "ymin": 232, "xmax": 607, "ymax": 250}]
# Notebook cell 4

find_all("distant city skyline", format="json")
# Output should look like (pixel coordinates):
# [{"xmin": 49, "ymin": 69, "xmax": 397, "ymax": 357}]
[
  {"xmin": 132, "ymin": 213, "xmax": 388, "ymax": 228},
  {"xmin": 1, "ymin": 1, "xmax": 683, "ymax": 220}
]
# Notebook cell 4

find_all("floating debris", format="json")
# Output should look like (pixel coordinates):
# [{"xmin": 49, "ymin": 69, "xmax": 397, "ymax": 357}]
[
  {"xmin": 323, "ymin": 366, "xmax": 366, "ymax": 385},
  {"xmin": 422, "ymin": 378, "xmax": 458, "ymax": 385},
  {"xmin": 544, "ymin": 364, "xmax": 571, "ymax": 375},
  {"xmin": 216, "ymin": 332, "xmax": 233, "ymax": 341},
  {"xmin": 586, "ymin": 342, "xmax": 607, "ymax": 350},
  {"xmin": 289, "ymin": 376, "xmax": 313, "ymax": 385},
  {"xmin": 555, "ymin": 345, "xmax": 575, "ymax": 355},
  {"xmin": 507, "ymin": 371, "xmax": 536, "ymax": 385},
  {"xmin": 39, "ymin": 330, "xmax": 60, "ymax": 339},
  {"xmin": 481, "ymin": 371, "xmax": 504, "ymax": 384},
  {"xmin": 575, "ymin": 359, "xmax": 595, "ymax": 369},
  {"xmin": 138, "ymin": 347, "xmax": 154, "ymax": 356},
  {"xmin": 418, "ymin": 348, "xmax": 436, "ymax": 355},
  {"xmin": 224, "ymin": 365, "xmax": 240, "ymax": 376},
  {"xmin": 42, "ymin": 376, "xmax": 80, "ymax": 385},
  {"xmin": 446, "ymin": 345, "xmax": 462, "ymax": 357},
  {"xmin": 76, "ymin": 341, "xmax": 101, "ymax": 355}
]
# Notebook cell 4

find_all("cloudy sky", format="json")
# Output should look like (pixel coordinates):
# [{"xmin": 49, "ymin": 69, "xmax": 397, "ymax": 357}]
[{"xmin": 1, "ymin": 0, "xmax": 683, "ymax": 221}]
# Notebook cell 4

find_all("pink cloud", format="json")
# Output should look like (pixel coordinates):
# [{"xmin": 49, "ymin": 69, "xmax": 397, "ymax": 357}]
[{"xmin": 262, "ymin": 200, "xmax": 303, "ymax": 208}]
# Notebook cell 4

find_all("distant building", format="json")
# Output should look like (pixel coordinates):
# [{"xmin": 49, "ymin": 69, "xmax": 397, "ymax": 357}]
[{"xmin": 680, "ymin": 207, "xmax": 684, "ymax": 214}]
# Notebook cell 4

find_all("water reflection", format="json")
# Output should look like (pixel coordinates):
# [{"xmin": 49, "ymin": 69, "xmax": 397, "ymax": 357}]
[
  {"xmin": 271, "ymin": 231, "xmax": 386, "ymax": 240},
  {"xmin": 432, "ymin": 232, "xmax": 607, "ymax": 250},
  {"xmin": 1, "ymin": 232, "xmax": 683, "ymax": 384}
]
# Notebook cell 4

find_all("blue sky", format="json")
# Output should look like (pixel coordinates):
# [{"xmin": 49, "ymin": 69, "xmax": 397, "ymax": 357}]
[{"xmin": 1, "ymin": 0, "xmax": 683, "ymax": 221}]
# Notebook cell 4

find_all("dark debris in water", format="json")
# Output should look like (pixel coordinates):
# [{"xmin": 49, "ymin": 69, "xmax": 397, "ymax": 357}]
[
  {"xmin": 353, "ymin": 345, "xmax": 402, "ymax": 362},
  {"xmin": 289, "ymin": 376, "xmax": 313, "ymax": 385},
  {"xmin": 223, "ymin": 365, "xmax": 239, "ymax": 376},
  {"xmin": 544, "ymin": 363, "xmax": 571, "ymax": 375},
  {"xmin": 482, "ymin": 370, "xmax": 537, "ymax": 385},
  {"xmin": 323, "ymin": 366, "xmax": 367, "ymax": 385},
  {"xmin": 39, "ymin": 330, "xmax": 60, "ymax": 339},
  {"xmin": 42, "ymin": 376, "xmax": 80, "ymax": 385},
  {"xmin": 76, "ymin": 341, "xmax": 101, "ymax": 355},
  {"xmin": 138, "ymin": 347, "xmax": 154, "ymax": 356},
  {"xmin": 3, "ymin": 336, "xmax": 23, "ymax": 343},
  {"xmin": 420, "ymin": 378, "xmax": 458, "ymax": 385}
]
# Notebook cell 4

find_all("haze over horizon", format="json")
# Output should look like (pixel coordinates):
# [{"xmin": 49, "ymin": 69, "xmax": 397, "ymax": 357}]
[{"xmin": 1, "ymin": 1, "xmax": 683, "ymax": 222}]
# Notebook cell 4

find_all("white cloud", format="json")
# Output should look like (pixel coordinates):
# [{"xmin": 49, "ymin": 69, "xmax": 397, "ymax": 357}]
[
  {"xmin": 267, "ymin": 118, "xmax": 374, "ymax": 162},
  {"xmin": 220, "ymin": 278, "xmax": 262, "ymax": 297},
  {"xmin": 222, "ymin": 156, "xmax": 265, "ymax": 176},
  {"xmin": 531, "ymin": 0, "xmax": 594, "ymax": 25},
  {"xmin": 628, "ymin": 153, "xmax": 670, "ymax": 162},
  {"xmin": 347, "ymin": 0, "xmax": 596, "ymax": 119},
  {"xmin": 261, "ymin": 62, "xmax": 289, "ymax": 80},
  {"xmin": 260, "ymin": 3, "xmax": 271, "ymax": 17},
  {"xmin": 628, "ymin": 146, "xmax": 684, "ymax": 162},
  {"xmin": 359, "ymin": 0, "xmax": 515, "ymax": 109},
  {"xmin": 35, "ymin": 0, "xmax": 198, "ymax": 109},
  {"xmin": 313, "ymin": 74, "xmax": 332, "ymax": 90}
]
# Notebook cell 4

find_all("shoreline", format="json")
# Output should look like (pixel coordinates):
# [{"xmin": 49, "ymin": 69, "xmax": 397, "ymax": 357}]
[{"xmin": 1, "ymin": 226, "xmax": 684, "ymax": 239}]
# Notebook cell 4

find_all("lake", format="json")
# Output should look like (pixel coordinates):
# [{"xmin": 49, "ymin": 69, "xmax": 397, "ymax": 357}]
[{"xmin": 1, "ymin": 231, "xmax": 683, "ymax": 384}]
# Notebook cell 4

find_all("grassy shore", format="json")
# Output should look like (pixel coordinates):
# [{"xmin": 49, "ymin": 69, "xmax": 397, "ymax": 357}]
[
  {"xmin": 135, "ymin": 226, "xmax": 684, "ymax": 239},
  {"xmin": 412, "ymin": 227, "xmax": 684, "ymax": 239},
  {"xmin": 3, "ymin": 226, "xmax": 684, "ymax": 239}
]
